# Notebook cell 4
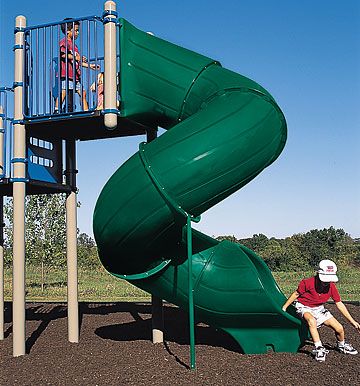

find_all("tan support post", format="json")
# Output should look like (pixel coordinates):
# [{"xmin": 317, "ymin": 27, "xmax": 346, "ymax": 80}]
[
  {"xmin": 66, "ymin": 191, "xmax": 78, "ymax": 342},
  {"xmin": 0, "ymin": 106, "xmax": 4, "ymax": 178},
  {"xmin": 146, "ymin": 128, "xmax": 164, "ymax": 344},
  {"xmin": 0, "ymin": 108, "xmax": 3, "ymax": 340},
  {"xmin": 12, "ymin": 15, "xmax": 27, "ymax": 357},
  {"xmin": 103, "ymin": 0, "xmax": 118, "ymax": 129},
  {"xmin": 151, "ymin": 295, "xmax": 164, "ymax": 343},
  {"xmin": 0, "ymin": 197, "xmax": 3, "ymax": 341},
  {"xmin": 65, "ymin": 140, "xmax": 79, "ymax": 343}
]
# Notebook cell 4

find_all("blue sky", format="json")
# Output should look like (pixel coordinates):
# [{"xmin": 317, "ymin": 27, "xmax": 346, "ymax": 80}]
[{"xmin": 0, "ymin": 0, "xmax": 359, "ymax": 239}]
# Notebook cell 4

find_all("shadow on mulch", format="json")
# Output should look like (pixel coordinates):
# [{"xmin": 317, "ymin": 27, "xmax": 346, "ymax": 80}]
[
  {"xmin": 95, "ymin": 308, "xmax": 240, "ymax": 350},
  {"xmin": 2, "ymin": 303, "xmax": 360, "ymax": 385},
  {"xmin": 3, "ymin": 302, "xmax": 241, "ymax": 356}
]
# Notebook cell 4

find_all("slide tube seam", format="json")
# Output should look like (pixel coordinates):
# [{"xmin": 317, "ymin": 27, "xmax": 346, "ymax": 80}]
[
  {"xmin": 177, "ymin": 60, "xmax": 220, "ymax": 123},
  {"xmin": 139, "ymin": 141, "xmax": 201, "ymax": 224}
]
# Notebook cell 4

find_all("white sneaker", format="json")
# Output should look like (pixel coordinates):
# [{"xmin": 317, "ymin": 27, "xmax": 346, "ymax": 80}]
[
  {"xmin": 338, "ymin": 342, "xmax": 358, "ymax": 355},
  {"xmin": 312, "ymin": 346, "xmax": 329, "ymax": 362}
]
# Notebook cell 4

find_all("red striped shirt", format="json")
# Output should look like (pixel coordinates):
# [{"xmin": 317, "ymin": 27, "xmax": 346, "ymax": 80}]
[
  {"xmin": 59, "ymin": 37, "xmax": 80, "ymax": 81},
  {"xmin": 297, "ymin": 276, "xmax": 341, "ymax": 307}
]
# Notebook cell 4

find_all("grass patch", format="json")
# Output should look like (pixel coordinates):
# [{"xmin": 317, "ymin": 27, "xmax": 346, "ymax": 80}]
[
  {"xmin": 4, "ymin": 265, "xmax": 149, "ymax": 302},
  {"xmin": 3, "ymin": 266, "xmax": 360, "ymax": 302}
]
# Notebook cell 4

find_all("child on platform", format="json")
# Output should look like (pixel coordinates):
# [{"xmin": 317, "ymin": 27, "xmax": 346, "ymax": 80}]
[
  {"xmin": 55, "ymin": 18, "xmax": 99, "ymax": 113},
  {"xmin": 282, "ymin": 259, "xmax": 360, "ymax": 362},
  {"xmin": 90, "ymin": 72, "xmax": 104, "ymax": 110}
]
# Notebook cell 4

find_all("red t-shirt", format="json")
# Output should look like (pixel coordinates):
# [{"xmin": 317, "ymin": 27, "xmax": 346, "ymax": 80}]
[
  {"xmin": 59, "ymin": 37, "xmax": 81, "ymax": 81},
  {"xmin": 297, "ymin": 276, "xmax": 341, "ymax": 307}
]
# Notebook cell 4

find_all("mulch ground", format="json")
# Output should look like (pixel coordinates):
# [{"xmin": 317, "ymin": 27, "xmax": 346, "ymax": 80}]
[{"xmin": 1, "ymin": 302, "xmax": 360, "ymax": 385}]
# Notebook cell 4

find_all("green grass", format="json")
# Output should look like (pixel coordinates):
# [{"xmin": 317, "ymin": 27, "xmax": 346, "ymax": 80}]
[
  {"xmin": 3, "ymin": 265, "xmax": 360, "ymax": 302},
  {"xmin": 4, "ymin": 265, "xmax": 150, "ymax": 302}
]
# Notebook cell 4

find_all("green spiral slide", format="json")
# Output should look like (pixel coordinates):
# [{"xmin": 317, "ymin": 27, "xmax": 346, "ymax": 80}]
[{"xmin": 93, "ymin": 19, "xmax": 304, "ymax": 354}]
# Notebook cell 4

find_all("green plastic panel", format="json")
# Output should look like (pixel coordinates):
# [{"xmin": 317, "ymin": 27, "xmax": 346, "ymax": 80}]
[
  {"xmin": 119, "ymin": 18, "xmax": 217, "ymax": 127},
  {"xmin": 94, "ymin": 19, "xmax": 303, "ymax": 354}
]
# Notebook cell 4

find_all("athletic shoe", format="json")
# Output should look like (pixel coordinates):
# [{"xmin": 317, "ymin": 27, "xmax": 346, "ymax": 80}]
[
  {"xmin": 312, "ymin": 346, "xmax": 329, "ymax": 362},
  {"xmin": 337, "ymin": 342, "xmax": 358, "ymax": 355}
]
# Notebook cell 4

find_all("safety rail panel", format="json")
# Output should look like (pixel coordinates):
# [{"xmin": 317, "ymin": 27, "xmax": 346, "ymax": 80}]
[
  {"xmin": 0, "ymin": 87, "xmax": 13, "ymax": 179},
  {"xmin": 27, "ymin": 135, "xmax": 63, "ymax": 184},
  {"xmin": 0, "ymin": 87, "xmax": 64, "ymax": 185},
  {"xmin": 23, "ymin": 16, "xmax": 119, "ymax": 121}
]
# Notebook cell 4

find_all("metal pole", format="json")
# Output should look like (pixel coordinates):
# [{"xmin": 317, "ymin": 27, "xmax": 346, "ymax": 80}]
[
  {"xmin": 103, "ymin": 0, "xmax": 118, "ymax": 129},
  {"xmin": 187, "ymin": 215, "xmax": 196, "ymax": 370},
  {"xmin": 151, "ymin": 295, "xmax": 164, "ymax": 343},
  {"xmin": 65, "ymin": 139, "xmax": 79, "ymax": 343},
  {"xmin": 12, "ymin": 15, "xmax": 27, "ymax": 357},
  {"xmin": 0, "ymin": 197, "xmax": 3, "ymax": 341},
  {"xmin": 146, "ymin": 128, "xmax": 164, "ymax": 344},
  {"xmin": 0, "ymin": 106, "xmax": 4, "ymax": 178},
  {"xmin": 0, "ymin": 103, "xmax": 4, "ymax": 341}
]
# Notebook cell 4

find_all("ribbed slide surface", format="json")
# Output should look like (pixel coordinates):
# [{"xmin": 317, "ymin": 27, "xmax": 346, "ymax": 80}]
[{"xmin": 93, "ymin": 19, "xmax": 304, "ymax": 353}]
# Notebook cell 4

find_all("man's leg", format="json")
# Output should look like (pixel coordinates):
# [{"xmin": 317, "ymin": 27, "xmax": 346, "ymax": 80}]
[
  {"xmin": 303, "ymin": 312, "xmax": 329, "ymax": 361},
  {"xmin": 323, "ymin": 316, "xmax": 358, "ymax": 354},
  {"xmin": 59, "ymin": 90, "xmax": 66, "ymax": 112},
  {"xmin": 303, "ymin": 312, "xmax": 321, "ymax": 344},
  {"xmin": 323, "ymin": 317, "xmax": 344, "ymax": 341},
  {"xmin": 66, "ymin": 89, "xmax": 74, "ymax": 112},
  {"xmin": 77, "ymin": 89, "xmax": 88, "ymax": 111}
]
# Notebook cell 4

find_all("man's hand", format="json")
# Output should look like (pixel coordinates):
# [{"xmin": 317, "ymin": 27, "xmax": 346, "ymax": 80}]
[
  {"xmin": 89, "ymin": 63, "xmax": 100, "ymax": 70},
  {"xmin": 352, "ymin": 320, "xmax": 360, "ymax": 332},
  {"xmin": 281, "ymin": 290, "xmax": 300, "ymax": 313}
]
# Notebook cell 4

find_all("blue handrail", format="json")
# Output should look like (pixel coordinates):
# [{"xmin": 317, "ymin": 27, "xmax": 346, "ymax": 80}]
[
  {"xmin": 23, "ymin": 15, "xmax": 115, "ymax": 121},
  {"xmin": 24, "ymin": 16, "xmax": 102, "ymax": 32},
  {"xmin": 0, "ymin": 88, "xmax": 13, "ymax": 179}
]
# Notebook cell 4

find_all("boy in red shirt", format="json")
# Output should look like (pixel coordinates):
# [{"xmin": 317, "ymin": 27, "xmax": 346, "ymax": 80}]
[
  {"xmin": 282, "ymin": 259, "xmax": 360, "ymax": 362},
  {"xmin": 55, "ymin": 18, "xmax": 98, "ymax": 113}
]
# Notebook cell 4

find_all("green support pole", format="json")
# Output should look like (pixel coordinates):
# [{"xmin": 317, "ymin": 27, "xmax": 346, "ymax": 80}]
[{"xmin": 187, "ymin": 215, "xmax": 196, "ymax": 370}]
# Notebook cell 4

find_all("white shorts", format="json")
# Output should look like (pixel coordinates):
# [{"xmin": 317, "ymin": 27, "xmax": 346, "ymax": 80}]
[
  {"xmin": 61, "ymin": 80, "xmax": 81, "ymax": 91},
  {"xmin": 295, "ymin": 302, "xmax": 333, "ymax": 327}
]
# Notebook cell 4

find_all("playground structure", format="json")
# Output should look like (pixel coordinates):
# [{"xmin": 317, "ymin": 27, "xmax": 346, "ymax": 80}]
[{"xmin": 0, "ymin": 1, "xmax": 305, "ymax": 366}]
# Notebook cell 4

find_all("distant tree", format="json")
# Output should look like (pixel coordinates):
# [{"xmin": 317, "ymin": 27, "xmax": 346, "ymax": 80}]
[
  {"xmin": 260, "ymin": 238, "xmax": 282, "ymax": 270},
  {"xmin": 78, "ymin": 232, "xmax": 99, "ymax": 268},
  {"xmin": 240, "ymin": 233, "xmax": 269, "ymax": 253},
  {"xmin": 4, "ymin": 194, "xmax": 67, "ymax": 291},
  {"xmin": 355, "ymin": 242, "xmax": 360, "ymax": 267},
  {"xmin": 281, "ymin": 236, "xmax": 311, "ymax": 271},
  {"xmin": 216, "ymin": 235, "xmax": 238, "ymax": 243},
  {"xmin": 219, "ymin": 227, "xmax": 359, "ymax": 271},
  {"xmin": 300, "ymin": 227, "xmax": 356, "ymax": 268}
]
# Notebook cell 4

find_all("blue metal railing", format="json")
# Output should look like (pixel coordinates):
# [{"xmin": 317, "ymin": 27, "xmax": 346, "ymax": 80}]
[
  {"xmin": 23, "ymin": 16, "xmax": 119, "ymax": 121},
  {"xmin": 0, "ymin": 87, "xmax": 13, "ymax": 179}
]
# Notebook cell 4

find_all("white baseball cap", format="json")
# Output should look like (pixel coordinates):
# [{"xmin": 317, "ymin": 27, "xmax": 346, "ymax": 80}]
[{"xmin": 318, "ymin": 259, "xmax": 338, "ymax": 282}]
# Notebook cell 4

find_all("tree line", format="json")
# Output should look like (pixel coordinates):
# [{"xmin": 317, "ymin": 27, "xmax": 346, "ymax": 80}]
[
  {"xmin": 2, "ymin": 194, "xmax": 359, "ymax": 272},
  {"xmin": 217, "ymin": 227, "xmax": 360, "ymax": 271}
]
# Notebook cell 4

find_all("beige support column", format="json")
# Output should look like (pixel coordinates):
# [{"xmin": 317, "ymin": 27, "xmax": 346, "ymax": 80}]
[
  {"xmin": 12, "ymin": 15, "xmax": 27, "ymax": 357},
  {"xmin": 0, "ymin": 106, "xmax": 4, "ymax": 178},
  {"xmin": 66, "ymin": 140, "xmax": 78, "ymax": 343},
  {"xmin": 0, "ymin": 197, "xmax": 3, "ymax": 341},
  {"xmin": 146, "ymin": 128, "xmax": 164, "ymax": 344},
  {"xmin": 66, "ymin": 191, "xmax": 78, "ymax": 342},
  {"xmin": 0, "ymin": 107, "xmax": 3, "ymax": 340},
  {"xmin": 103, "ymin": 0, "xmax": 118, "ymax": 129},
  {"xmin": 151, "ymin": 295, "xmax": 164, "ymax": 343}
]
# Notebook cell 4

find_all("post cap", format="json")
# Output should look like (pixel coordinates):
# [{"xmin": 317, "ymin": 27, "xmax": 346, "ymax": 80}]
[
  {"xmin": 105, "ymin": 1, "xmax": 116, "ymax": 11},
  {"xmin": 15, "ymin": 15, "xmax": 26, "ymax": 28}
]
